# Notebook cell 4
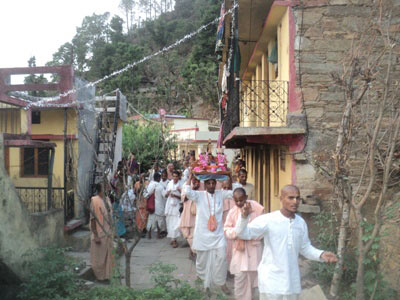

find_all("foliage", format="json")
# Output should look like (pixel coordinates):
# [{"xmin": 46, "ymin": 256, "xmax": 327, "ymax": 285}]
[
  {"xmin": 122, "ymin": 122, "xmax": 177, "ymax": 171},
  {"xmin": 18, "ymin": 249, "xmax": 213, "ymax": 300},
  {"xmin": 68, "ymin": 262, "xmax": 205, "ymax": 300},
  {"xmin": 310, "ymin": 212, "xmax": 344, "ymax": 286},
  {"xmin": 46, "ymin": 0, "xmax": 221, "ymax": 116},
  {"xmin": 17, "ymin": 247, "xmax": 81, "ymax": 300},
  {"xmin": 24, "ymin": 56, "xmax": 50, "ymax": 97},
  {"xmin": 310, "ymin": 213, "xmax": 398, "ymax": 300}
]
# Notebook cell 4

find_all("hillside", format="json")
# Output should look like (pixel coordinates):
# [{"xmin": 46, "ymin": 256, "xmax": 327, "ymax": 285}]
[{"xmin": 46, "ymin": 0, "xmax": 221, "ymax": 121}]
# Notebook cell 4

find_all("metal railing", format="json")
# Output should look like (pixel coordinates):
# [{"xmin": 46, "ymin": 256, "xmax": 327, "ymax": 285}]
[
  {"xmin": 240, "ymin": 80, "xmax": 288, "ymax": 127},
  {"xmin": 15, "ymin": 187, "xmax": 64, "ymax": 213}
]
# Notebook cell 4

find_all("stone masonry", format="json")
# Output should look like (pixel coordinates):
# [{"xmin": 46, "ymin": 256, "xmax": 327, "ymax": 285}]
[{"xmin": 290, "ymin": 0, "xmax": 400, "ymax": 291}]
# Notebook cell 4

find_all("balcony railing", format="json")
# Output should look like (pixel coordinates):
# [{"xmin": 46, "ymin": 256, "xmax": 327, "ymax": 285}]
[
  {"xmin": 240, "ymin": 80, "xmax": 288, "ymax": 127},
  {"xmin": 15, "ymin": 187, "xmax": 64, "ymax": 213}
]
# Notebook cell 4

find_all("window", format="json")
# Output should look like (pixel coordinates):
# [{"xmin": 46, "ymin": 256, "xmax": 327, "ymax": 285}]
[
  {"xmin": 32, "ymin": 111, "xmax": 41, "ymax": 124},
  {"xmin": 21, "ymin": 147, "xmax": 49, "ymax": 177}
]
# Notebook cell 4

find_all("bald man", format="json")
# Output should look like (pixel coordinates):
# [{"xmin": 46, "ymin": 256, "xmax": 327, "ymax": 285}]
[
  {"xmin": 224, "ymin": 188, "xmax": 264, "ymax": 300},
  {"xmin": 235, "ymin": 185, "xmax": 338, "ymax": 300}
]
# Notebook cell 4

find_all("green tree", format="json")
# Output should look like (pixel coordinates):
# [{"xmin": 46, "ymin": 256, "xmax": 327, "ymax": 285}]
[
  {"xmin": 122, "ymin": 121, "xmax": 177, "ymax": 171},
  {"xmin": 24, "ymin": 56, "xmax": 49, "ymax": 97}
]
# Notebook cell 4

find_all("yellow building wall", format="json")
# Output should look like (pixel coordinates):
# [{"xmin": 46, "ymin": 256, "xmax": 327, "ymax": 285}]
[
  {"xmin": 8, "ymin": 140, "xmax": 65, "ymax": 188},
  {"xmin": 20, "ymin": 110, "xmax": 28, "ymax": 134},
  {"xmin": 0, "ymin": 110, "xmax": 21, "ymax": 134},
  {"xmin": 32, "ymin": 110, "xmax": 78, "ymax": 135},
  {"xmin": 269, "ymin": 145, "xmax": 292, "ymax": 212},
  {"xmin": 7, "ymin": 109, "xmax": 78, "ymax": 190},
  {"xmin": 240, "ymin": 7, "xmax": 289, "ymax": 128},
  {"xmin": 278, "ymin": 8, "xmax": 290, "ymax": 82}
]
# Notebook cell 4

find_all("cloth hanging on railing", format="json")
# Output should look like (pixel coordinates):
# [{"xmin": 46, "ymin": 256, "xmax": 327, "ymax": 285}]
[
  {"xmin": 215, "ymin": 3, "xmax": 226, "ymax": 57},
  {"xmin": 268, "ymin": 42, "xmax": 278, "ymax": 64}
]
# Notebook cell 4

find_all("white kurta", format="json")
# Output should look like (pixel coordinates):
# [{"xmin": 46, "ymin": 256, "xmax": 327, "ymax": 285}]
[
  {"xmin": 182, "ymin": 168, "xmax": 190, "ymax": 183},
  {"xmin": 165, "ymin": 180, "xmax": 182, "ymax": 239},
  {"xmin": 184, "ymin": 185, "xmax": 233, "ymax": 251},
  {"xmin": 160, "ymin": 179, "xmax": 169, "ymax": 189},
  {"xmin": 236, "ymin": 210, "xmax": 323, "ymax": 295},
  {"xmin": 144, "ymin": 181, "xmax": 166, "ymax": 216},
  {"xmin": 185, "ymin": 185, "xmax": 233, "ymax": 288}
]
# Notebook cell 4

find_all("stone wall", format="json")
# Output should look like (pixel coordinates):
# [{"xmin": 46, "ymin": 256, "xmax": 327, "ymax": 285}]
[
  {"xmin": 291, "ymin": 0, "xmax": 400, "ymax": 291},
  {"xmin": 0, "ymin": 135, "xmax": 65, "ymax": 280}
]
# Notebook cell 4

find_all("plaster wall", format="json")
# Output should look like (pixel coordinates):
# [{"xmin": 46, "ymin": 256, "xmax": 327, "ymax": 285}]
[
  {"xmin": 0, "ymin": 135, "xmax": 64, "ymax": 280},
  {"xmin": 0, "ymin": 110, "xmax": 21, "ymax": 134},
  {"xmin": 172, "ymin": 119, "xmax": 208, "ymax": 131}
]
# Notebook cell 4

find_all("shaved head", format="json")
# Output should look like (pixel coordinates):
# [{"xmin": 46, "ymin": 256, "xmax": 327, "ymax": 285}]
[
  {"xmin": 233, "ymin": 187, "xmax": 247, "ymax": 198},
  {"xmin": 280, "ymin": 185, "xmax": 300, "ymax": 198}
]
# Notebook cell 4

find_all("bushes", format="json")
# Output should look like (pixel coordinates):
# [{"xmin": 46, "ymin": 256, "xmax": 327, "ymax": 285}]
[
  {"xmin": 18, "ymin": 247, "xmax": 80, "ymax": 300},
  {"xmin": 18, "ymin": 248, "xmax": 207, "ymax": 300}
]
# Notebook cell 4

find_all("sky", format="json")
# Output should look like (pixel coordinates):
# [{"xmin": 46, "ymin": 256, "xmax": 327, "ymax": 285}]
[{"xmin": 0, "ymin": 0, "xmax": 123, "ymax": 68}]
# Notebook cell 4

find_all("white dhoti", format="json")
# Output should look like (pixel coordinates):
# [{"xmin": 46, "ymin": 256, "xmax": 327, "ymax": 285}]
[
  {"xmin": 166, "ymin": 215, "xmax": 181, "ymax": 239},
  {"xmin": 259, "ymin": 294, "xmax": 299, "ymax": 300},
  {"xmin": 146, "ymin": 214, "xmax": 166, "ymax": 232},
  {"xmin": 196, "ymin": 246, "xmax": 227, "ymax": 288},
  {"xmin": 234, "ymin": 271, "xmax": 258, "ymax": 300}
]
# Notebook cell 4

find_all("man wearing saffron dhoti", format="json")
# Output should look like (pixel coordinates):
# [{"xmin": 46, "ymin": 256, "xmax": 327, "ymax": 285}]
[
  {"xmin": 90, "ymin": 183, "xmax": 113, "ymax": 281},
  {"xmin": 224, "ymin": 187, "xmax": 264, "ymax": 300},
  {"xmin": 235, "ymin": 185, "xmax": 338, "ymax": 300},
  {"xmin": 184, "ymin": 172, "xmax": 233, "ymax": 295}
]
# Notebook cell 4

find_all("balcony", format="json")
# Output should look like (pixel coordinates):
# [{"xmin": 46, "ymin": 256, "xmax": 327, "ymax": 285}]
[
  {"xmin": 222, "ymin": 79, "xmax": 306, "ymax": 148},
  {"xmin": 240, "ymin": 80, "xmax": 288, "ymax": 127}
]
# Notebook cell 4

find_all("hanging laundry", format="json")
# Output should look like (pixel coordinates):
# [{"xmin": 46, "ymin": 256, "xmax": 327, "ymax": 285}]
[{"xmin": 215, "ymin": 3, "xmax": 226, "ymax": 58}]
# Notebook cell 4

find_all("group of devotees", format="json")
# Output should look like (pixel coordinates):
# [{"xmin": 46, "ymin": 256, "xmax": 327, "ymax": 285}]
[{"xmin": 89, "ymin": 156, "xmax": 338, "ymax": 300}]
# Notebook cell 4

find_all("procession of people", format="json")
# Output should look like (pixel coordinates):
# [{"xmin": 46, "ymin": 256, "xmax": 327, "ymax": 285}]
[{"xmin": 89, "ymin": 151, "xmax": 338, "ymax": 299}]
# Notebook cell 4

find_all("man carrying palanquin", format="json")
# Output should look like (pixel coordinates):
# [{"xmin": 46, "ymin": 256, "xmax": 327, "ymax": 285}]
[
  {"xmin": 224, "ymin": 187, "xmax": 264, "ymax": 300},
  {"xmin": 235, "ymin": 185, "xmax": 338, "ymax": 300},
  {"xmin": 90, "ymin": 183, "xmax": 113, "ymax": 281},
  {"xmin": 184, "ymin": 172, "xmax": 233, "ymax": 295}
]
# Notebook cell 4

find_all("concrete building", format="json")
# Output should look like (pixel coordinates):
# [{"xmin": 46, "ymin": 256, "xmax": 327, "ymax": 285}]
[
  {"xmin": 218, "ymin": 0, "xmax": 400, "ymax": 291},
  {"xmin": 0, "ymin": 66, "xmax": 127, "ymax": 284},
  {"xmin": 129, "ymin": 114, "xmax": 237, "ymax": 164}
]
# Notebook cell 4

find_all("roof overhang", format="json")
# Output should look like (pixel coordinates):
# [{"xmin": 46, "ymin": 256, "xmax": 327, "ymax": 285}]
[
  {"xmin": 223, "ymin": 126, "xmax": 305, "ymax": 149},
  {"xmin": 242, "ymin": 3, "xmax": 289, "ymax": 81},
  {"xmin": 220, "ymin": 0, "xmax": 274, "ymax": 84},
  {"xmin": 2, "ymin": 133, "xmax": 56, "ymax": 148}
]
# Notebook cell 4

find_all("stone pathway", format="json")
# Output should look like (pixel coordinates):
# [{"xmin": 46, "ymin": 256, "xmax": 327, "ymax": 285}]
[
  {"xmin": 67, "ymin": 233, "xmax": 326, "ymax": 299},
  {"xmin": 120, "ymin": 236, "xmax": 199, "ymax": 289}
]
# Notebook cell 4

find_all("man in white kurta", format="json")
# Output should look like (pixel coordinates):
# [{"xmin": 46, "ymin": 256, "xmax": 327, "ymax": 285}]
[
  {"xmin": 232, "ymin": 169, "xmax": 255, "ymax": 201},
  {"xmin": 224, "ymin": 188, "xmax": 264, "ymax": 300},
  {"xmin": 184, "ymin": 174, "xmax": 233, "ymax": 294},
  {"xmin": 165, "ymin": 170, "xmax": 182, "ymax": 247},
  {"xmin": 144, "ymin": 172, "xmax": 166, "ymax": 239},
  {"xmin": 235, "ymin": 185, "xmax": 338, "ymax": 300}
]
